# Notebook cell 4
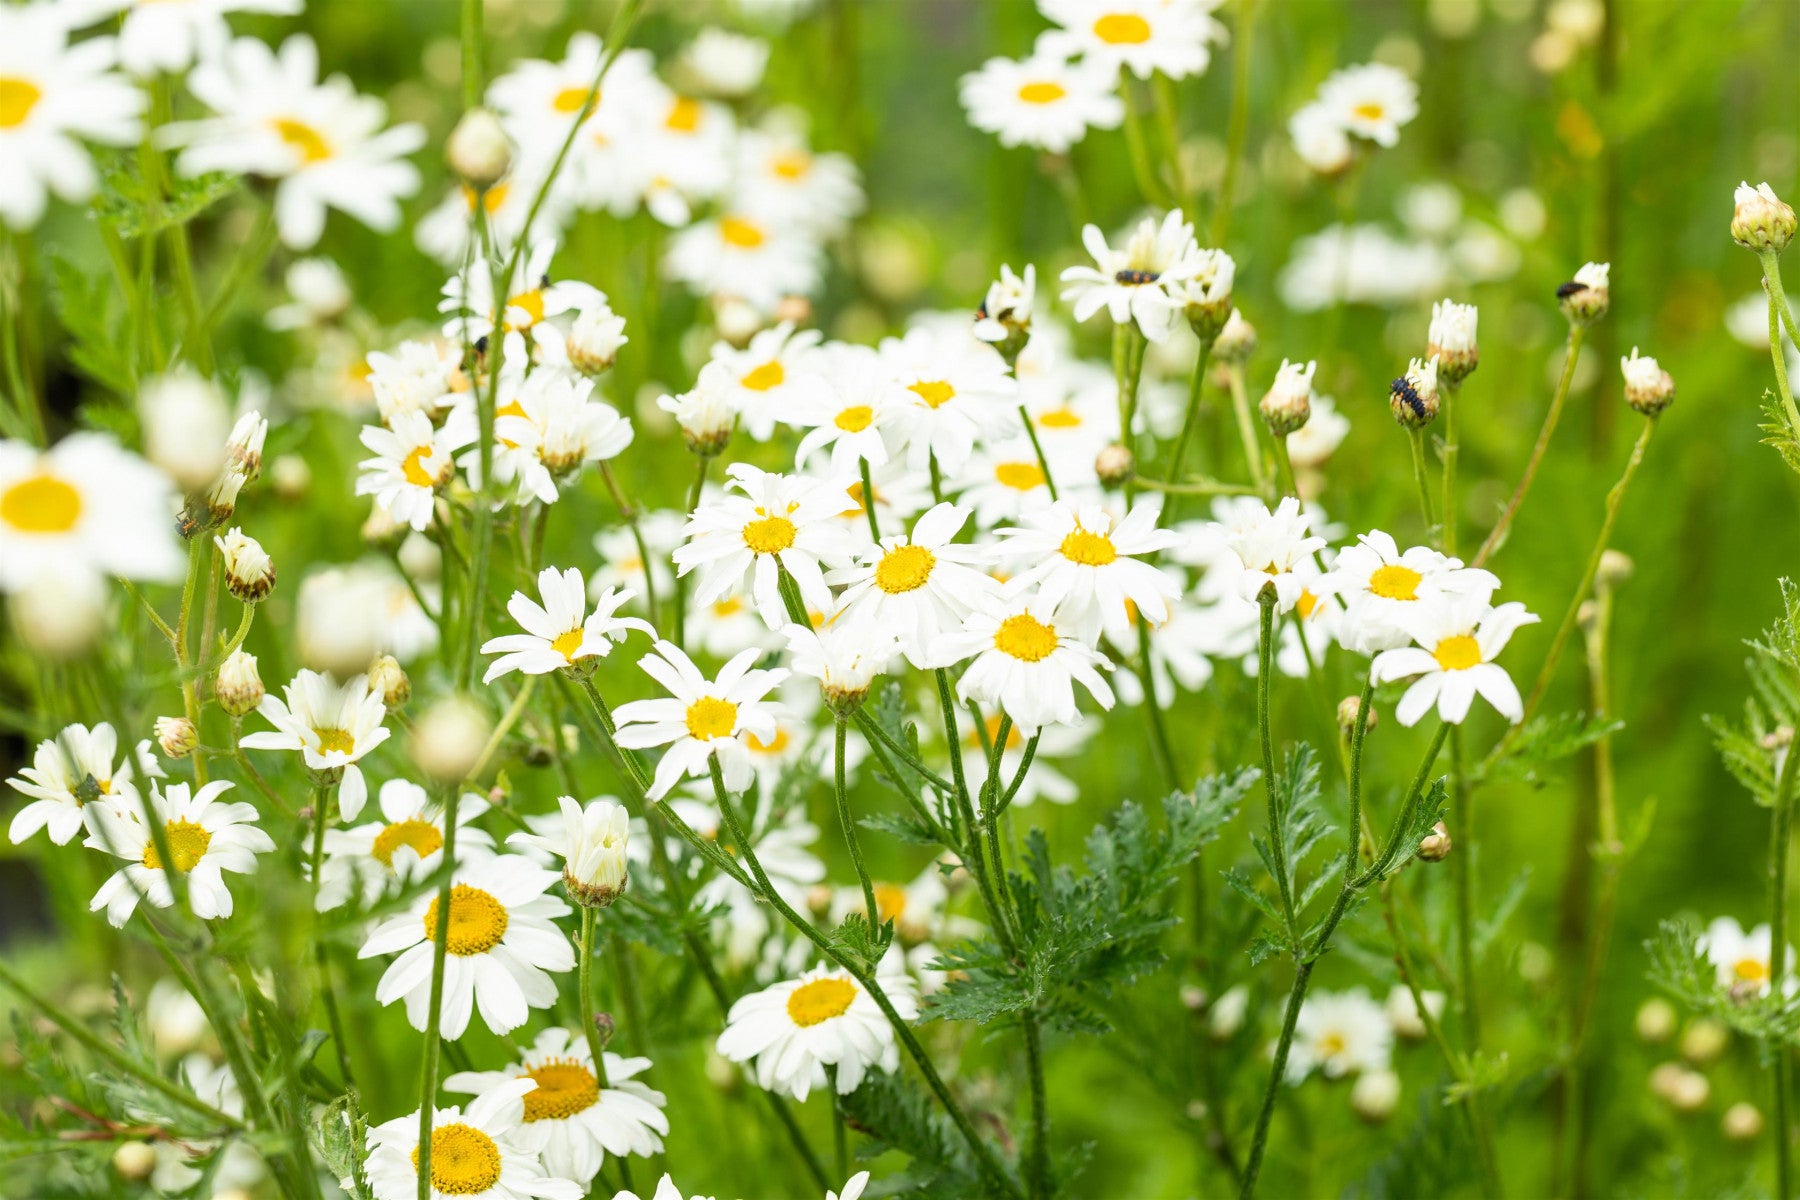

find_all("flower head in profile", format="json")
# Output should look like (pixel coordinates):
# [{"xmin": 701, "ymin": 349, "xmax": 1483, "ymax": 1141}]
[
  {"xmin": 7, "ymin": 722, "xmax": 157, "ymax": 846},
  {"xmin": 611, "ymin": 640, "xmax": 789, "ymax": 799},
  {"xmin": 997, "ymin": 499, "xmax": 1183, "ymax": 642},
  {"xmin": 84, "ymin": 780, "xmax": 274, "ymax": 926},
  {"xmin": 482, "ymin": 566, "xmax": 652, "ymax": 683},
  {"xmin": 492, "ymin": 373, "xmax": 635, "ymax": 501},
  {"xmin": 974, "ymin": 263, "xmax": 1038, "ymax": 346},
  {"xmin": 238, "ymin": 669, "xmax": 389, "ymax": 818},
  {"xmin": 781, "ymin": 621, "xmax": 900, "ymax": 712},
  {"xmin": 1060, "ymin": 210, "xmax": 1199, "ymax": 342},
  {"xmin": 363, "ymin": 1076, "xmax": 581, "ymax": 1200},
  {"xmin": 927, "ymin": 592, "xmax": 1115, "ymax": 735},
  {"xmin": 1369, "ymin": 597, "xmax": 1539, "ymax": 726},
  {"xmin": 715, "ymin": 963, "xmax": 917, "ymax": 1101},
  {"xmin": 508, "ymin": 796, "xmax": 631, "ymax": 908},
  {"xmin": 1219, "ymin": 497, "xmax": 1329, "ymax": 612}
]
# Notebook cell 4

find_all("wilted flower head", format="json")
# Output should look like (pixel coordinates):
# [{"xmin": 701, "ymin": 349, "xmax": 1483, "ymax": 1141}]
[
  {"xmin": 566, "ymin": 301, "xmax": 629, "ymax": 377},
  {"xmin": 783, "ymin": 621, "xmax": 899, "ymax": 713},
  {"xmin": 1212, "ymin": 308, "xmax": 1257, "ymax": 364},
  {"xmin": 659, "ymin": 370, "xmax": 737, "ymax": 456},
  {"xmin": 216, "ymin": 650, "xmax": 264, "ymax": 717},
  {"xmin": 1181, "ymin": 248, "xmax": 1235, "ymax": 339}
]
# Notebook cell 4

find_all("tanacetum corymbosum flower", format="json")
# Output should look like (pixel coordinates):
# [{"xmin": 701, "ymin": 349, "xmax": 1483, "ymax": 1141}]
[{"xmin": 84, "ymin": 780, "xmax": 274, "ymax": 926}]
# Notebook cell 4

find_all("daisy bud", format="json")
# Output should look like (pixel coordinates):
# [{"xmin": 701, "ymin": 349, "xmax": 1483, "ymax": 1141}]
[
  {"xmin": 1557, "ymin": 261, "xmax": 1610, "ymax": 326},
  {"xmin": 1619, "ymin": 347, "xmax": 1675, "ymax": 416},
  {"xmin": 1634, "ymin": 997, "xmax": 1676, "ymax": 1043},
  {"xmin": 1666, "ymin": 1069, "xmax": 1710, "ymax": 1113},
  {"xmin": 361, "ymin": 504, "xmax": 407, "ymax": 548},
  {"xmin": 1095, "ymin": 443, "xmax": 1135, "ymax": 488},
  {"xmin": 185, "ymin": 468, "xmax": 245, "ymax": 535},
  {"xmin": 713, "ymin": 297, "xmax": 764, "ymax": 347},
  {"xmin": 1212, "ymin": 309, "xmax": 1257, "ymax": 364},
  {"xmin": 1261, "ymin": 358, "xmax": 1316, "ymax": 435},
  {"xmin": 1648, "ymin": 1061, "xmax": 1687, "ymax": 1102},
  {"xmin": 1680, "ymin": 1017, "xmax": 1729, "ymax": 1066},
  {"xmin": 139, "ymin": 370, "xmax": 231, "ymax": 492},
  {"xmin": 1597, "ymin": 549, "xmax": 1634, "ymax": 589},
  {"xmin": 973, "ymin": 263, "xmax": 1036, "ymax": 364},
  {"xmin": 1350, "ymin": 1068, "xmax": 1401, "ymax": 1123},
  {"xmin": 224, "ymin": 411, "xmax": 269, "ymax": 482},
  {"xmin": 567, "ymin": 302, "xmax": 629, "ymax": 377},
  {"xmin": 9, "ymin": 569, "xmax": 105, "ymax": 660},
  {"xmin": 216, "ymin": 650, "xmax": 264, "ymax": 717},
  {"xmin": 270, "ymin": 454, "xmax": 311, "ymax": 501},
  {"xmin": 1337, "ymin": 695, "xmax": 1377, "ymax": 739},
  {"xmin": 592, "ymin": 1011, "xmax": 616, "ymax": 1048},
  {"xmin": 526, "ymin": 797, "xmax": 632, "ymax": 908},
  {"xmin": 1731, "ymin": 182, "xmax": 1796, "ymax": 253},
  {"xmin": 409, "ymin": 695, "xmax": 491, "ymax": 783},
  {"xmin": 1427, "ymin": 300, "xmax": 1479, "ymax": 383},
  {"xmin": 215, "ymin": 527, "xmax": 275, "ymax": 602},
  {"xmin": 155, "ymin": 716, "xmax": 197, "ymax": 759},
  {"xmin": 367, "ymin": 654, "xmax": 410, "ymax": 709},
  {"xmin": 1385, "ymin": 986, "xmax": 1445, "ymax": 1040},
  {"xmin": 659, "ymin": 378, "xmax": 736, "ymax": 457},
  {"xmin": 1389, "ymin": 356, "xmax": 1441, "ymax": 429},
  {"xmin": 112, "ymin": 1142, "xmax": 157, "ymax": 1182},
  {"xmin": 446, "ymin": 107, "xmax": 512, "ymax": 192},
  {"xmin": 1723, "ymin": 1102, "xmax": 1765, "ymax": 1142},
  {"xmin": 1182, "ymin": 251, "xmax": 1236, "ymax": 342},
  {"xmin": 1418, "ymin": 820, "xmax": 1452, "ymax": 862}
]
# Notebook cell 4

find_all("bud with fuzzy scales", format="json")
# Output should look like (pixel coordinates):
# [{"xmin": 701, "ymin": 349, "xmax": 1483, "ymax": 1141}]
[
  {"xmin": 446, "ymin": 107, "xmax": 512, "ymax": 192},
  {"xmin": 224, "ymin": 411, "xmax": 269, "ymax": 482},
  {"xmin": 1731, "ymin": 182, "xmax": 1795, "ymax": 253},
  {"xmin": 215, "ymin": 527, "xmax": 275, "ymax": 602},
  {"xmin": 1619, "ymin": 347, "xmax": 1675, "ymax": 416},
  {"xmin": 216, "ymin": 650, "xmax": 264, "ymax": 716},
  {"xmin": 1389, "ymin": 356, "xmax": 1441, "ymax": 429},
  {"xmin": 113, "ymin": 1142, "xmax": 157, "ymax": 1181},
  {"xmin": 1558, "ymin": 261, "xmax": 1610, "ymax": 326},
  {"xmin": 155, "ymin": 716, "xmax": 197, "ymax": 759},
  {"xmin": 1261, "ymin": 358, "xmax": 1315, "ymax": 435},
  {"xmin": 1418, "ymin": 820, "xmax": 1452, "ymax": 862},
  {"xmin": 1427, "ymin": 299, "xmax": 1479, "ymax": 383},
  {"xmin": 659, "ymin": 370, "xmax": 736, "ymax": 457},
  {"xmin": 1337, "ymin": 695, "xmax": 1377, "ymax": 739}
]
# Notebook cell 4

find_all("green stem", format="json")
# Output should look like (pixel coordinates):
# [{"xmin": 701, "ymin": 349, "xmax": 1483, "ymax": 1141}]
[
  {"xmin": 1770, "ymin": 737, "xmax": 1799, "ymax": 1200},
  {"xmin": 1450, "ymin": 726, "xmax": 1479, "ymax": 1047},
  {"xmin": 1023, "ymin": 1011, "xmax": 1051, "ymax": 1200},
  {"xmin": 673, "ymin": 455, "xmax": 709, "ymax": 647},
  {"xmin": 309, "ymin": 778, "xmax": 355, "ymax": 1087},
  {"xmin": 414, "ymin": 785, "xmax": 464, "ymax": 1200},
  {"xmin": 1228, "ymin": 365, "xmax": 1271, "ymax": 501},
  {"xmin": 1165, "ymin": 336, "xmax": 1214, "ymax": 512},
  {"xmin": 1209, "ymin": 0, "xmax": 1257, "ymax": 243},
  {"xmin": 834, "ymin": 716, "xmax": 879, "ymax": 928},
  {"xmin": 1473, "ymin": 324, "xmax": 1586, "ymax": 567},
  {"xmin": 1017, "ymin": 404, "xmax": 1060, "ymax": 502},
  {"xmin": 1271, "ymin": 434, "xmax": 1299, "ymax": 501},
  {"xmin": 858, "ymin": 457, "xmax": 882, "ymax": 541},
  {"xmin": 1255, "ymin": 595, "xmax": 1296, "ymax": 931},
  {"xmin": 1441, "ymin": 378, "xmax": 1462, "ymax": 557},
  {"xmin": 1407, "ymin": 427, "xmax": 1437, "ymax": 537}
]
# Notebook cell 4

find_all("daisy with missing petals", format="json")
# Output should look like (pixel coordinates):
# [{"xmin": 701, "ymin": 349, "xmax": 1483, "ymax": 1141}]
[
  {"xmin": 998, "ymin": 500, "xmax": 1183, "ymax": 642},
  {"xmin": 828, "ymin": 502, "xmax": 997, "ymax": 667},
  {"xmin": 355, "ymin": 409, "xmax": 474, "ymax": 531},
  {"xmin": 483, "ymin": 566, "xmax": 652, "ymax": 684},
  {"xmin": 880, "ymin": 326, "xmax": 1018, "ymax": 476},
  {"xmin": 1039, "ymin": 0, "xmax": 1228, "ymax": 81},
  {"xmin": 928, "ymin": 593, "xmax": 1115, "ymax": 734},
  {"xmin": 716, "ymin": 963, "xmax": 918, "ymax": 1101},
  {"xmin": 1370, "ymin": 597, "xmax": 1539, "ymax": 726},
  {"xmin": 1060, "ymin": 210, "xmax": 1199, "ymax": 342},
  {"xmin": 1325, "ymin": 530, "xmax": 1498, "ymax": 655},
  {"xmin": 1698, "ymin": 917, "xmax": 1790, "ymax": 998},
  {"xmin": 1219, "ymin": 497, "xmax": 1328, "ymax": 613},
  {"xmin": 1316, "ymin": 62, "xmax": 1418, "ymax": 149},
  {"xmin": 238, "ymin": 669, "xmax": 389, "ymax": 819},
  {"xmin": 445, "ymin": 1029, "xmax": 669, "ymax": 1185},
  {"xmin": 702, "ymin": 323, "xmax": 833, "ymax": 442},
  {"xmin": 673, "ymin": 463, "xmax": 855, "ymax": 628},
  {"xmin": 316, "ymin": 780, "xmax": 493, "ymax": 911},
  {"xmin": 1285, "ymin": 987, "xmax": 1393, "ymax": 1083},
  {"xmin": 359, "ymin": 854, "xmax": 573, "ymax": 1038},
  {"xmin": 84, "ymin": 781, "xmax": 274, "ymax": 927},
  {"xmin": 0, "ymin": 433, "xmax": 185, "ymax": 592},
  {"xmin": 611, "ymin": 641, "xmax": 789, "ymax": 799},
  {"xmin": 363, "ymin": 1077, "xmax": 582, "ymax": 1200},
  {"xmin": 958, "ymin": 50, "xmax": 1123, "ymax": 153},
  {"xmin": 7, "ymin": 722, "xmax": 157, "ymax": 846}
]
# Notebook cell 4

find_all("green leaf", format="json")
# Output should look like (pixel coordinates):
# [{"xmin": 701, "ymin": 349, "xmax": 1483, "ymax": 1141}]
[
  {"xmin": 1474, "ymin": 712, "xmax": 1625, "ymax": 787},
  {"xmin": 89, "ymin": 151, "xmax": 241, "ymax": 240},
  {"xmin": 49, "ymin": 256, "xmax": 134, "ymax": 398},
  {"xmin": 859, "ymin": 811, "xmax": 942, "ymax": 845}
]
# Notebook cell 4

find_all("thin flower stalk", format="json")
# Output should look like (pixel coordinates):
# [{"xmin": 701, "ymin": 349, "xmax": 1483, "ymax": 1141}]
[{"xmin": 1473, "ymin": 326, "xmax": 1587, "ymax": 567}]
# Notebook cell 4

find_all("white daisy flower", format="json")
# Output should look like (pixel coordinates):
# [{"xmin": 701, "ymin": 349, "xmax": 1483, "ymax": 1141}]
[
  {"xmin": 1698, "ymin": 917, "xmax": 1790, "ymax": 998},
  {"xmin": 265, "ymin": 256, "xmax": 352, "ymax": 331},
  {"xmin": 613, "ymin": 1177, "xmax": 714, "ymax": 1200},
  {"xmin": 491, "ymin": 373, "xmax": 635, "ymax": 503},
  {"xmin": 0, "ymin": 433, "xmax": 184, "ymax": 592},
  {"xmin": 1286, "ymin": 987, "xmax": 1393, "ymax": 1083},
  {"xmin": 7, "ymin": 722, "xmax": 157, "ymax": 846},
  {"xmin": 1289, "ymin": 100, "xmax": 1353, "ymax": 175},
  {"xmin": 974, "ymin": 263, "xmax": 1037, "ymax": 345},
  {"xmin": 611, "ymin": 640, "xmax": 790, "ymax": 800},
  {"xmin": 84, "ymin": 780, "xmax": 274, "ymax": 926},
  {"xmin": 365, "ymin": 340, "xmax": 465, "ymax": 424},
  {"xmin": 1038, "ymin": 0, "xmax": 1227, "ymax": 81},
  {"xmin": 1325, "ymin": 531, "xmax": 1498, "ymax": 655},
  {"xmin": 672, "ymin": 463, "xmax": 856, "ymax": 628},
  {"xmin": 828, "ymin": 502, "xmax": 998, "ymax": 668},
  {"xmin": 316, "ymin": 780, "xmax": 493, "ymax": 912},
  {"xmin": 507, "ymin": 796, "xmax": 631, "ymax": 907},
  {"xmin": 781, "ymin": 620, "xmax": 901, "ymax": 709},
  {"xmin": 482, "ymin": 566, "xmax": 652, "ymax": 684},
  {"xmin": 715, "ymin": 963, "xmax": 918, "ymax": 1101},
  {"xmin": 0, "ymin": 6, "xmax": 144, "ymax": 229},
  {"xmin": 666, "ymin": 208, "xmax": 823, "ymax": 311},
  {"xmin": 1315, "ymin": 62, "xmax": 1418, "ymax": 148},
  {"xmin": 1370, "ymin": 597, "xmax": 1539, "ymax": 726},
  {"xmin": 1060, "ymin": 210, "xmax": 1200, "ymax": 343},
  {"xmin": 678, "ymin": 28, "xmax": 769, "ymax": 98},
  {"xmin": 954, "ymin": 442, "xmax": 1063, "ymax": 528},
  {"xmin": 792, "ymin": 375, "xmax": 910, "ymax": 476},
  {"xmin": 880, "ymin": 326, "xmax": 1018, "ymax": 476},
  {"xmin": 958, "ymin": 50, "xmax": 1124, "ymax": 153},
  {"xmin": 65, "ymin": 0, "xmax": 303, "ymax": 78},
  {"xmin": 414, "ymin": 166, "xmax": 567, "ymax": 267},
  {"xmin": 439, "ymin": 239, "xmax": 601, "ymax": 351},
  {"xmin": 1219, "ymin": 496, "xmax": 1329, "ymax": 613},
  {"xmin": 163, "ymin": 35, "xmax": 425, "ymax": 248},
  {"xmin": 485, "ymin": 32, "xmax": 652, "ymax": 171},
  {"xmin": 590, "ymin": 512, "xmax": 683, "ymax": 608},
  {"xmin": 362, "ymin": 1076, "xmax": 582, "ymax": 1200},
  {"xmin": 359, "ymin": 854, "xmax": 573, "ymax": 1038},
  {"xmin": 733, "ymin": 127, "xmax": 864, "ymax": 238},
  {"xmin": 997, "ymin": 499, "xmax": 1183, "ymax": 642},
  {"xmin": 703, "ymin": 323, "xmax": 833, "ymax": 442},
  {"xmin": 356, "ymin": 409, "xmax": 474, "ymax": 531},
  {"xmin": 445, "ymin": 1029, "xmax": 669, "ymax": 1185},
  {"xmin": 238, "ymin": 669, "xmax": 390, "ymax": 819},
  {"xmin": 927, "ymin": 592, "xmax": 1115, "ymax": 734}
]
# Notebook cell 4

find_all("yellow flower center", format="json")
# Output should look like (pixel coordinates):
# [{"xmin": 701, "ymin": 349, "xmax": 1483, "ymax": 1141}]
[
  {"xmin": 747, "ymin": 726, "xmax": 791, "ymax": 754},
  {"xmin": 553, "ymin": 85, "xmax": 593, "ymax": 114},
  {"xmin": 873, "ymin": 882, "xmax": 908, "ymax": 923},
  {"xmin": 271, "ymin": 116, "xmax": 332, "ymax": 163},
  {"xmin": 1736, "ymin": 957, "xmax": 1771, "ymax": 984},
  {"xmin": 550, "ymin": 628, "xmax": 586, "ymax": 661},
  {"xmin": 685, "ymin": 696, "xmax": 738, "ymax": 739},
  {"xmin": 1352, "ymin": 102, "xmax": 1386, "ymax": 121},
  {"xmin": 834, "ymin": 405, "xmax": 874, "ymax": 433},
  {"xmin": 770, "ymin": 150, "xmax": 812, "ymax": 180},
  {"xmin": 719, "ymin": 215, "xmax": 766, "ymax": 248},
  {"xmin": 1017, "ymin": 81, "xmax": 1067, "ymax": 104},
  {"xmin": 875, "ymin": 544, "xmax": 936, "ymax": 594},
  {"xmin": 994, "ymin": 461, "xmax": 1046, "ymax": 491},
  {"xmin": 411, "ymin": 1123, "xmax": 502, "ymax": 1195},
  {"xmin": 741, "ymin": 360, "xmax": 785, "ymax": 390},
  {"xmin": 1368, "ymin": 564, "xmax": 1422, "ymax": 601},
  {"xmin": 521, "ymin": 1059, "xmax": 600, "ymax": 1121},
  {"xmin": 401, "ymin": 446, "xmax": 436, "ymax": 488},
  {"xmin": 496, "ymin": 399, "xmax": 527, "ymax": 420},
  {"xmin": 742, "ymin": 514, "xmax": 797, "ymax": 554},
  {"xmin": 908, "ymin": 380, "xmax": 955, "ymax": 409},
  {"xmin": 665, "ymin": 96, "xmax": 702, "ymax": 132},
  {"xmin": 1432, "ymin": 635, "xmax": 1482, "ymax": 672},
  {"xmin": 1297, "ymin": 591, "xmax": 1321, "ymax": 619},
  {"xmin": 422, "ymin": 884, "xmax": 510, "ymax": 956},
  {"xmin": 314, "ymin": 727, "xmax": 356, "ymax": 755},
  {"xmin": 993, "ymin": 613, "xmax": 1058, "ymax": 662},
  {"xmin": 0, "ymin": 77, "xmax": 42, "ymax": 128},
  {"xmin": 507, "ymin": 288, "xmax": 547, "ymax": 327},
  {"xmin": 786, "ymin": 976, "xmax": 858, "ymax": 1027},
  {"xmin": 0, "ymin": 472, "xmax": 81, "ymax": 534},
  {"xmin": 141, "ymin": 819, "xmax": 211, "ymax": 873},
  {"xmin": 1093, "ymin": 12, "xmax": 1152, "ymax": 44},
  {"xmin": 1036, "ymin": 407, "xmax": 1081, "ymax": 428},
  {"xmin": 713, "ymin": 596, "xmax": 744, "ymax": 617},
  {"xmin": 1318, "ymin": 1031, "xmax": 1347, "ymax": 1057},
  {"xmin": 1060, "ymin": 527, "xmax": 1117, "ymax": 566},
  {"xmin": 372, "ymin": 819, "xmax": 443, "ymax": 868},
  {"xmin": 981, "ymin": 713, "xmax": 1025, "ymax": 750}
]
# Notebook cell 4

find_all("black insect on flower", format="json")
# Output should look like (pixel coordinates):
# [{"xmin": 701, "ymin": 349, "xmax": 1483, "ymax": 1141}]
[
  {"xmin": 1391, "ymin": 375, "xmax": 1428, "ymax": 421},
  {"xmin": 1114, "ymin": 269, "xmax": 1161, "ymax": 285},
  {"xmin": 1555, "ymin": 280, "xmax": 1588, "ymax": 300}
]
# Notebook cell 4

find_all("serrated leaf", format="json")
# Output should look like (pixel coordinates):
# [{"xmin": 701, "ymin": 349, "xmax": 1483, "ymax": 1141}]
[
  {"xmin": 1474, "ymin": 712, "xmax": 1625, "ymax": 786},
  {"xmin": 859, "ymin": 811, "xmax": 942, "ymax": 845},
  {"xmin": 90, "ymin": 154, "xmax": 241, "ymax": 240}
]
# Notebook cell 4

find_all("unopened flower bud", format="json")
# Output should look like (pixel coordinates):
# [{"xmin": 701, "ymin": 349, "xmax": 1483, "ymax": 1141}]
[
  {"xmin": 1635, "ymin": 997, "xmax": 1677, "ymax": 1043},
  {"xmin": 1558, "ymin": 261, "xmax": 1610, "ymax": 326},
  {"xmin": 409, "ymin": 695, "xmax": 491, "ymax": 783},
  {"xmin": 1427, "ymin": 300, "xmax": 1479, "ymax": 383},
  {"xmin": 555, "ymin": 798, "xmax": 631, "ymax": 908},
  {"xmin": 1418, "ymin": 820, "xmax": 1452, "ymax": 862},
  {"xmin": 1385, "ymin": 985, "xmax": 1444, "ymax": 1040},
  {"xmin": 1181, "ymin": 251, "xmax": 1235, "ymax": 342},
  {"xmin": 774, "ymin": 295, "xmax": 814, "ymax": 328},
  {"xmin": 1680, "ymin": 1017, "xmax": 1729, "ymax": 1066},
  {"xmin": 1648, "ymin": 1061, "xmax": 1686, "ymax": 1102},
  {"xmin": 1095, "ymin": 443, "xmax": 1134, "ymax": 488},
  {"xmin": 1212, "ymin": 309, "xmax": 1256, "ymax": 365},
  {"xmin": 185, "ymin": 468, "xmax": 246, "ymax": 535},
  {"xmin": 225, "ymin": 411, "xmax": 269, "ymax": 482},
  {"xmin": 1179, "ymin": 984, "xmax": 1206, "ymax": 1012},
  {"xmin": 367, "ymin": 654, "xmax": 410, "ymax": 709},
  {"xmin": 1337, "ymin": 695, "xmax": 1377, "ymax": 739},
  {"xmin": 446, "ymin": 107, "xmax": 512, "ymax": 192},
  {"xmin": 155, "ymin": 716, "xmax": 197, "ymax": 759},
  {"xmin": 1723, "ymin": 1102, "xmax": 1765, "ymax": 1141},
  {"xmin": 659, "ymin": 376, "xmax": 735, "ymax": 457},
  {"xmin": 713, "ymin": 298, "xmax": 763, "ymax": 347},
  {"xmin": 1350, "ymin": 1068, "xmax": 1401, "ymax": 1123},
  {"xmin": 1390, "ymin": 357, "xmax": 1441, "ymax": 429},
  {"xmin": 1731, "ymin": 182, "xmax": 1796, "ymax": 253},
  {"xmin": 591, "ymin": 1011, "xmax": 615, "ymax": 1048},
  {"xmin": 216, "ymin": 649, "xmax": 265, "ymax": 717},
  {"xmin": 112, "ymin": 1142, "xmax": 157, "ymax": 1181},
  {"xmin": 1597, "ymin": 550, "xmax": 1634, "ymax": 589},
  {"xmin": 215, "ymin": 527, "xmax": 275, "ymax": 602},
  {"xmin": 1620, "ymin": 347, "xmax": 1675, "ymax": 416},
  {"xmin": 1207, "ymin": 984, "xmax": 1248, "ymax": 1040},
  {"xmin": 1261, "ymin": 358, "xmax": 1315, "ymax": 435},
  {"xmin": 973, "ymin": 263, "xmax": 1036, "ymax": 363},
  {"xmin": 1666, "ymin": 1068, "xmax": 1711, "ymax": 1113},
  {"xmin": 567, "ymin": 303, "xmax": 629, "ymax": 377}
]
